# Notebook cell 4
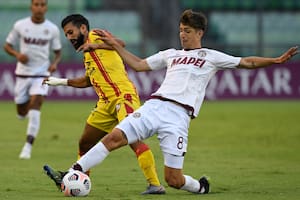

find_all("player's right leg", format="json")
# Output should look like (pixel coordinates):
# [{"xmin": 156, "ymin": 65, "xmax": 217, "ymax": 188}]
[
  {"xmin": 78, "ymin": 123, "xmax": 107, "ymax": 157},
  {"xmin": 78, "ymin": 123, "xmax": 107, "ymax": 175},
  {"xmin": 14, "ymin": 77, "xmax": 32, "ymax": 159},
  {"xmin": 14, "ymin": 77, "xmax": 30, "ymax": 119},
  {"xmin": 16, "ymin": 101, "xmax": 32, "ymax": 159},
  {"xmin": 72, "ymin": 126, "xmax": 131, "ymax": 171},
  {"xmin": 16, "ymin": 102, "xmax": 29, "ymax": 119},
  {"xmin": 43, "ymin": 129, "xmax": 126, "ymax": 192},
  {"xmin": 17, "ymin": 78, "xmax": 48, "ymax": 159},
  {"xmin": 19, "ymin": 95, "xmax": 44, "ymax": 159},
  {"xmin": 44, "ymin": 123, "xmax": 106, "ymax": 189},
  {"xmin": 43, "ymin": 165, "xmax": 68, "ymax": 190}
]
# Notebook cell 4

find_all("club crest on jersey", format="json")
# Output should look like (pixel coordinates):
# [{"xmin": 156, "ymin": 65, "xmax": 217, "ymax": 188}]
[
  {"xmin": 133, "ymin": 112, "xmax": 141, "ymax": 118},
  {"xmin": 197, "ymin": 50, "xmax": 207, "ymax": 57}
]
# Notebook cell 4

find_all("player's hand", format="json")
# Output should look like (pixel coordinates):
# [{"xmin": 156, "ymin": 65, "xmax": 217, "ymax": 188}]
[
  {"xmin": 92, "ymin": 29, "xmax": 112, "ymax": 38},
  {"xmin": 93, "ymin": 29, "xmax": 119, "ymax": 47},
  {"xmin": 92, "ymin": 29, "xmax": 126, "ymax": 48},
  {"xmin": 43, "ymin": 76, "xmax": 68, "ymax": 86},
  {"xmin": 48, "ymin": 64, "xmax": 58, "ymax": 73},
  {"xmin": 17, "ymin": 53, "xmax": 29, "ymax": 64},
  {"xmin": 77, "ymin": 43, "xmax": 100, "ymax": 52},
  {"xmin": 276, "ymin": 46, "xmax": 298, "ymax": 64}
]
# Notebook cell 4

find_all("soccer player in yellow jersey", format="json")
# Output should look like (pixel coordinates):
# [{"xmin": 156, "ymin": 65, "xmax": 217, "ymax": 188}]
[{"xmin": 43, "ymin": 14, "xmax": 165, "ymax": 195}]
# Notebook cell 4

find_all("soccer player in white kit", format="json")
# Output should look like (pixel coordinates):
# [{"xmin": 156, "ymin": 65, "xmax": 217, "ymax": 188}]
[
  {"xmin": 3, "ymin": 0, "xmax": 62, "ymax": 159},
  {"xmin": 47, "ymin": 10, "xmax": 298, "ymax": 194}
]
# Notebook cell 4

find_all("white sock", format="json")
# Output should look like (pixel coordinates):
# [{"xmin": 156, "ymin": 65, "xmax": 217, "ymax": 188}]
[
  {"xmin": 76, "ymin": 142, "xmax": 110, "ymax": 172},
  {"xmin": 22, "ymin": 142, "xmax": 32, "ymax": 152},
  {"xmin": 26, "ymin": 110, "xmax": 41, "ymax": 137},
  {"xmin": 180, "ymin": 175, "xmax": 200, "ymax": 193}
]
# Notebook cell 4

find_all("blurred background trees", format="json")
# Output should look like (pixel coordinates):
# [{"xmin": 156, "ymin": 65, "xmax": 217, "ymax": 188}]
[{"xmin": 0, "ymin": 0, "xmax": 299, "ymax": 62}]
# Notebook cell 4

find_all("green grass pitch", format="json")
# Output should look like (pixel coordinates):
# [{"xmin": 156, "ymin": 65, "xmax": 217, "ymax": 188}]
[{"xmin": 0, "ymin": 100, "xmax": 299, "ymax": 200}]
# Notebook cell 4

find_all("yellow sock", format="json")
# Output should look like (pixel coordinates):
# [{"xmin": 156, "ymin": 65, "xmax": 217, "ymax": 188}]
[{"xmin": 136, "ymin": 147, "xmax": 161, "ymax": 186}]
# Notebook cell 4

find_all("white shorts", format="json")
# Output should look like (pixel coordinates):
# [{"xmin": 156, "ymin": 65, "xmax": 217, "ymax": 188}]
[
  {"xmin": 14, "ymin": 77, "xmax": 48, "ymax": 104},
  {"xmin": 116, "ymin": 99, "xmax": 191, "ymax": 168},
  {"xmin": 163, "ymin": 152, "xmax": 185, "ymax": 169}
]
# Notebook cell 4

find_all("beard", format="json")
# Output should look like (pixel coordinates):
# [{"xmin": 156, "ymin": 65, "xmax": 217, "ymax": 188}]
[{"xmin": 71, "ymin": 33, "xmax": 85, "ymax": 50}]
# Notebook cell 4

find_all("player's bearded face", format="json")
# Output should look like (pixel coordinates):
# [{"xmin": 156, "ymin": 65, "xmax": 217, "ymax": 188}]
[{"xmin": 70, "ymin": 32, "xmax": 85, "ymax": 50}]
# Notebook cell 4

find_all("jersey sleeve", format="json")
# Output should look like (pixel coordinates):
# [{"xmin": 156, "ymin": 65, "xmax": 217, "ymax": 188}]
[
  {"xmin": 146, "ymin": 49, "xmax": 174, "ymax": 70},
  {"xmin": 210, "ymin": 50, "xmax": 241, "ymax": 69},
  {"xmin": 6, "ymin": 22, "xmax": 20, "ymax": 46},
  {"xmin": 50, "ymin": 25, "xmax": 62, "ymax": 51}
]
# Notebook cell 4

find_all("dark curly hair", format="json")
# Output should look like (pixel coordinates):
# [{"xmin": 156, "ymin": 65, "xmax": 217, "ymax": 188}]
[{"xmin": 61, "ymin": 14, "xmax": 90, "ymax": 31}]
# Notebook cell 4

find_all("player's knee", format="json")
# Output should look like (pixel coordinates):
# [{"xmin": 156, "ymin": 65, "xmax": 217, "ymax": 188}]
[{"xmin": 102, "ymin": 129, "xmax": 127, "ymax": 151}]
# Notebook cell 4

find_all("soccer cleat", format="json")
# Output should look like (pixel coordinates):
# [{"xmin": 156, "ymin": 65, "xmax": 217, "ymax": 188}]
[
  {"xmin": 19, "ymin": 145, "xmax": 31, "ymax": 159},
  {"xmin": 141, "ymin": 184, "xmax": 166, "ymax": 195},
  {"xmin": 16, "ymin": 114, "xmax": 28, "ymax": 120},
  {"xmin": 43, "ymin": 165, "xmax": 67, "ymax": 190},
  {"xmin": 19, "ymin": 149, "xmax": 31, "ymax": 159},
  {"xmin": 198, "ymin": 176, "xmax": 210, "ymax": 194}
]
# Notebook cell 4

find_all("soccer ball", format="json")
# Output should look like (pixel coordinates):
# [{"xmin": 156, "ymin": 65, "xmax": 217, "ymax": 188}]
[{"xmin": 61, "ymin": 170, "xmax": 91, "ymax": 197}]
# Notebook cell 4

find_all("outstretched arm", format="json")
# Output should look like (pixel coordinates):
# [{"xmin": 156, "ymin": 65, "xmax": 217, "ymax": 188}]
[
  {"xmin": 44, "ymin": 76, "xmax": 92, "ymax": 88},
  {"xmin": 92, "ymin": 29, "xmax": 152, "ymax": 72},
  {"xmin": 238, "ymin": 46, "xmax": 298, "ymax": 69}
]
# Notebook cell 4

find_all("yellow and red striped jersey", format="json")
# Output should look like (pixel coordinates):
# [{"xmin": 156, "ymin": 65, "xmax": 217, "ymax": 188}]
[{"xmin": 83, "ymin": 30, "xmax": 138, "ymax": 101}]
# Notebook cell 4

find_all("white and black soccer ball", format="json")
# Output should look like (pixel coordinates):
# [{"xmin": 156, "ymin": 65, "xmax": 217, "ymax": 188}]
[{"xmin": 61, "ymin": 170, "xmax": 91, "ymax": 197}]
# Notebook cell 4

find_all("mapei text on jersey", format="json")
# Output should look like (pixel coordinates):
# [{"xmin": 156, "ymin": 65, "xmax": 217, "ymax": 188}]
[
  {"xmin": 24, "ymin": 37, "xmax": 48, "ymax": 46},
  {"xmin": 171, "ymin": 56, "xmax": 206, "ymax": 68}
]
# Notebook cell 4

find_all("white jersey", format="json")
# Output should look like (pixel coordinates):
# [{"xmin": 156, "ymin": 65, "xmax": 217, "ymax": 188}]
[
  {"xmin": 146, "ymin": 48, "xmax": 241, "ymax": 118},
  {"xmin": 6, "ymin": 17, "xmax": 61, "ymax": 76}
]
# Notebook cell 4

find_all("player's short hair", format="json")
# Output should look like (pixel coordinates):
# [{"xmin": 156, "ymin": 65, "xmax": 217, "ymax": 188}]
[
  {"xmin": 61, "ymin": 14, "xmax": 90, "ymax": 31},
  {"xmin": 31, "ymin": 0, "xmax": 47, "ymax": 4},
  {"xmin": 180, "ymin": 9, "xmax": 207, "ymax": 32}
]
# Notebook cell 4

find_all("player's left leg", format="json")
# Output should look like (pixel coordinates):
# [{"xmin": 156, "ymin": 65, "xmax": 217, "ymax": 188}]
[
  {"xmin": 163, "ymin": 153, "xmax": 209, "ymax": 194},
  {"xmin": 157, "ymin": 100, "xmax": 209, "ymax": 194}
]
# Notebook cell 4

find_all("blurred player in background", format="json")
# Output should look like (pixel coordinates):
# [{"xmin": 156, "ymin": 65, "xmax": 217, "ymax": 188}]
[
  {"xmin": 3, "ymin": 0, "xmax": 62, "ymax": 159},
  {"xmin": 43, "ymin": 14, "xmax": 165, "ymax": 195},
  {"xmin": 47, "ymin": 9, "xmax": 298, "ymax": 195}
]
